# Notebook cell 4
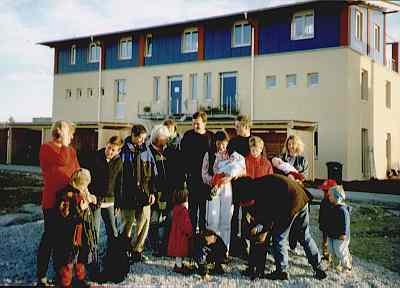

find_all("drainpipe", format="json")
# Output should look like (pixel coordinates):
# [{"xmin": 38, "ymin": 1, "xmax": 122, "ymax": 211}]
[
  {"xmin": 250, "ymin": 26, "xmax": 255, "ymax": 122},
  {"xmin": 94, "ymin": 37, "xmax": 102, "ymax": 124}
]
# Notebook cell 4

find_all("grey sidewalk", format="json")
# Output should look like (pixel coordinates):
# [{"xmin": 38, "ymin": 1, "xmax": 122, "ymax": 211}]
[{"xmin": 308, "ymin": 187, "xmax": 400, "ymax": 205}]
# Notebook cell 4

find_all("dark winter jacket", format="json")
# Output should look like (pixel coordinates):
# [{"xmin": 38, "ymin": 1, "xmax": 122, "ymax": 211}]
[
  {"xmin": 181, "ymin": 129, "xmax": 215, "ymax": 190},
  {"xmin": 234, "ymin": 174, "xmax": 312, "ymax": 234},
  {"xmin": 165, "ymin": 134, "xmax": 185, "ymax": 191},
  {"xmin": 87, "ymin": 148, "xmax": 122, "ymax": 205},
  {"xmin": 227, "ymin": 135, "xmax": 251, "ymax": 157},
  {"xmin": 117, "ymin": 137, "xmax": 156, "ymax": 209}
]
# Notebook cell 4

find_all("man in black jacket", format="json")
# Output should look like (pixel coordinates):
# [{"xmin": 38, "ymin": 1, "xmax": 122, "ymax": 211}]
[
  {"xmin": 181, "ymin": 111, "xmax": 214, "ymax": 233},
  {"xmin": 117, "ymin": 124, "xmax": 156, "ymax": 262},
  {"xmin": 88, "ymin": 136, "xmax": 123, "ymax": 251},
  {"xmin": 234, "ymin": 174, "xmax": 327, "ymax": 281}
]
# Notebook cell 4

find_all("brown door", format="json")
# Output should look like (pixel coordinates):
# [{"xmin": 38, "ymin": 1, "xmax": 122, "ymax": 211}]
[
  {"xmin": 11, "ymin": 128, "xmax": 42, "ymax": 165},
  {"xmin": 251, "ymin": 130, "xmax": 287, "ymax": 160}
]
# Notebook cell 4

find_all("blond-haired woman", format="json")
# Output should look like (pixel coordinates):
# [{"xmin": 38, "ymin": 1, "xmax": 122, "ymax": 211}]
[
  {"xmin": 279, "ymin": 135, "xmax": 309, "ymax": 180},
  {"xmin": 37, "ymin": 120, "xmax": 80, "ymax": 287}
]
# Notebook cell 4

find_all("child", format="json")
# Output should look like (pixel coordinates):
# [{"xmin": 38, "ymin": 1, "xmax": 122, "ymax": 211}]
[
  {"xmin": 202, "ymin": 131, "xmax": 243, "ymax": 251},
  {"xmin": 54, "ymin": 168, "xmax": 97, "ymax": 288},
  {"xmin": 326, "ymin": 185, "xmax": 352, "ymax": 275},
  {"xmin": 318, "ymin": 179, "xmax": 337, "ymax": 261},
  {"xmin": 168, "ymin": 189, "xmax": 193, "ymax": 274},
  {"xmin": 242, "ymin": 136, "xmax": 273, "ymax": 277},
  {"xmin": 272, "ymin": 157, "xmax": 305, "ymax": 182},
  {"xmin": 192, "ymin": 229, "xmax": 228, "ymax": 279}
]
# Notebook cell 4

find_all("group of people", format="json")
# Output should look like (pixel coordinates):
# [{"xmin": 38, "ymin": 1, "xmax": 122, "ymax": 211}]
[{"xmin": 35, "ymin": 112, "xmax": 352, "ymax": 287}]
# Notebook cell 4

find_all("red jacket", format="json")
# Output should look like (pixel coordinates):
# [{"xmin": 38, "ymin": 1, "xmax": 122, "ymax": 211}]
[
  {"xmin": 168, "ymin": 204, "xmax": 193, "ymax": 257},
  {"xmin": 40, "ymin": 142, "xmax": 80, "ymax": 209},
  {"xmin": 242, "ymin": 155, "xmax": 273, "ymax": 206}
]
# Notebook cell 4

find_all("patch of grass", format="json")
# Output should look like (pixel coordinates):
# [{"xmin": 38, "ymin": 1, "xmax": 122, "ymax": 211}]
[
  {"xmin": 310, "ymin": 203, "xmax": 400, "ymax": 272},
  {"xmin": 0, "ymin": 171, "xmax": 42, "ymax": 187}
]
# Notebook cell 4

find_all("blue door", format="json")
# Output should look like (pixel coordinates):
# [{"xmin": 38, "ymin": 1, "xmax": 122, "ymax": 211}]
[
  {"xmin": 169, "ymin": 77, "xmax": 182, "ymax": 114},
  {"xmin": 220, "ymin": 72, "xmax": 237, "ymax": 113}
]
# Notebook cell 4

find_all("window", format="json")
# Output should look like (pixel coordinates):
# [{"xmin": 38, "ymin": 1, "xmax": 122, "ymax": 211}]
[
  {"xmin": 119, "ymin": 37, "xmax": 132, "ymax": 60},
  {"xmin": 145, "ymin": 34, "xmax": 152, "ymax": 57},
  {"xmin": 374, "ymin": 24, "xmax": 380, "ymax": 52},
  {"xmin": 115, "ymin": 79, "xmax": 127, "ymax": 103},
  {"xmin": 65, "ymin": 89, "xmax": 72, "ymax": 99},
  {"xmin": 361, "ymin": 128, "xmax": 369, "ymax": 177},
  {"xmin": 386, "ymin": 81, "xmax": 391, "ymax": 109},
  {"xmin": 76, "ymin": 88, "xmax": 82, "ymax": 99},
  {"xmin": 153, "ymin": 76, "xmax": 160, "ymax": 102},
  {"xmin": 87, "ymin": 88, "xmax": 94, "ymax": 97},
  {"xmin": 386, "ymin": 133, "xmax": 392, "ymax": 171},
  {"xmin": 291, "ymin": 10, "xmax": 314, "ymax": 40},
  {"xmin": 286, "ymin": 74, "xmax": 297, "ymax": 88},
  {"xmin": 307, "ymin": 73, "xmax": 319, "ymax": 87},
  {"xmin": 204, "ymin": 72, "xmax": 212, "ymax": 100},
  {"xmin": 190, "ymin": 73, "xmax": 198, "ymax": 100},
  {"xmin": 361, "ymin": 69, "xmax": 368, "ymax": 100},
  {"xmin": 232, "ymin": 21, "xmax": 251, "ymax": 47},
  {"xmin": 266, "ymin": 75, "xmax": 277, "ymax": 89},
  {"xmin": 182, "ymin": 28, "xmax": 198, "ymax": 53},
  {"xmin": 88, "ymin": 43, "xmax": 100, "ymax": 63},
  {"xmin": 356, "ymin": 10, "xmax": 363, "ymax": 41},
  {"xmin": 70, "ymin": 45, "xmax": 76, "ymax": 65}
]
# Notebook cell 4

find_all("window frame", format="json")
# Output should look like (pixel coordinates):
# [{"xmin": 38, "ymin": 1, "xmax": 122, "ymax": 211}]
[
  {"xmin": 190, "ymin": 73, "xmax": 198, "ymax": 100},
  {"xmin": 145, "ymin": 34, "xmax": 153, "ymax": 57},
  {"xmin": 115, "ymin": 79, "xmax": 127, "ymax": 103},
  {"xmin": 286, "ymin": 74, "xmax": 297, "ymax": 88},
  {"xmin": 88, "ymin": 42, "xmax": 100, "ymax": 63},
  {"xmin": 356, "ymin": 9, "xmax": 363, "ymax": 42},
  {"xmin": 266, "ymin": 75, "xmax": 277, "ymax": 89},
  {"xmin": 153, "ymin": 76, "xmax": 160, "ymax": 102},
  {"xmin": 361, "ymin": 69, "xmax": 368, "ymax": 101},
  {"xmin": 386, "ymin": 81, "xmax": 391, "ymax": 109},
  {"xmin": 182, "ymin": 28, "xmax": 198, "ymax": 53},
  {"xmin": 204, "ymin": 72, "xmax": 212, "ymax": 100},
  {"xmin": 76, "ymin": 88, "xmax": 82, "ymax": 99},
  {"xmin": 118, "ymin": 37, "xmax": 132, "ymax": 60},
  {"xmin": 232, "ymin": 21, "xmax": 251, "ymax": 48},
  {"xmin": 291, "ymin": 10, "xmax": 315, "ymax": 41},
  {"xmin": 307, "ymin": 72, "xmax": 319, "ymax": 87},
  {"xmin": 87, "ymin": 88, "xmax": 94, "ymax": 98},
  {"xmin": 70, "ymin": 45, "xmax": 76, "ymax": 65},
  {"xmin": 65, "ymin": 89, "xmax": 72, "ymax": 99},
  {"xmin": 373, "ymin": 24, "xmax": 380, "ymax": 52}
]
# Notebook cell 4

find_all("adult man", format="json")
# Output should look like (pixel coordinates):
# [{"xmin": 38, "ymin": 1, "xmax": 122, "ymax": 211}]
[
  {"xmin": 117, "ymin": 124, "xmax": 156, "ymax": 262},
  {"xmin": 234, "ymin": 174, "xmax": 327, "ymax": 280},
  {"xmin": 181, "ymin": 111, "xmax": 214, "ymax": 232},
  {"xmin": 227, "ymin": 115, "xmax": 252, "ymax": 258}
]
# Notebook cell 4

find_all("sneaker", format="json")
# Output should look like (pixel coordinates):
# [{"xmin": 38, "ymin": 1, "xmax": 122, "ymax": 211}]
[
  {"xmin": 314, "ymin": 267, "xmax": 327, "ymax": 280},
  {"xmin": 36, "ymin": 277, "xmax": 52, "ymax": 287},
  {"xmin": 265, "ymin": 270, "xmax": 289, "ymax": 280}
]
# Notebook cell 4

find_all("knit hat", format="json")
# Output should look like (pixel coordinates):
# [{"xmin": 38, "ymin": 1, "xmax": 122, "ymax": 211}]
[
  {"xmin": 329, "ymin": 185, "xmax": 346, "ymax": 204},
  {"xmin": 319, "ymin": 179, "xmax": 337, "ymax": 191}
]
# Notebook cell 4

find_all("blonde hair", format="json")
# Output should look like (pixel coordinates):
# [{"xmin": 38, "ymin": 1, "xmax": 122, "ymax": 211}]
[
  {"xmin": 282, "ymin": 135, "xmax": 304, "ymax": 156},
  {"xmin": 51, "ymin": 120, "xmax": 75, "ymax": 140},
  {"xmin": 70, "ymin": 168, "xmax": 91, "ymax": 190},
  {"xmin": 249, "ymin": 136, "xmax": 264, "ymax": 149},
  {"xmin": 236, "ymin": 115, "xmax": 251, "ymax": 129}
]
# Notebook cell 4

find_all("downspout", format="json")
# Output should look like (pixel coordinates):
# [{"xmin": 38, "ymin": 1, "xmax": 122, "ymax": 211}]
[
  {"xmin": 250, "ymin": 26, "xmax": 255, "ymax": 123},
  {"xmin": 93, "ymin": 36, "xmax": 102, "ymax": 124}
]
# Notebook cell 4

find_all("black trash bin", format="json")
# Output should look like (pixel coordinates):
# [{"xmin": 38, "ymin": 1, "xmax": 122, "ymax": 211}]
[{"xmin": 326, "ymin": 161, "xmax": 343, "ymax": 184}]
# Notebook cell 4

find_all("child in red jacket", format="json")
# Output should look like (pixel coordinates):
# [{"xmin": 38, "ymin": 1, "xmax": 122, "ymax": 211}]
[{"xmin": 168, "ymin": 189, "xmax": 193, "ymax": 274}]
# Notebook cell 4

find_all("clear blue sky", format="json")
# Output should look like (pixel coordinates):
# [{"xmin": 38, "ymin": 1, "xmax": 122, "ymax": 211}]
[{"xmin": 0, "ymin": 0, "xmax": 399, "ymax": 122}]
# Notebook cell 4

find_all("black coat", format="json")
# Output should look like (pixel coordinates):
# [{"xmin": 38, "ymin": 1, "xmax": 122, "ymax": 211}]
[
  {"xmin": 233, "ymin": 174, "xmax": 312, "ymax": 233},
  {"xmin": 87, "ymin": 148, "xmax": 123, "ymax": 205}
]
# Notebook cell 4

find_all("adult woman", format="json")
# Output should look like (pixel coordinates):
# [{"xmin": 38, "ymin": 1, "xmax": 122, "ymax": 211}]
[
  {"xmin": 37, "ymin": 120, "xmax": 80, "ymax": 287},
  {"xmin": 279, "ymin": 135, "xmax": 309, "ymax": 180}
]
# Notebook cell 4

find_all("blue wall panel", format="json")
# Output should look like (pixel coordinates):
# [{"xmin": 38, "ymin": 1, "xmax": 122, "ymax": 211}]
[
  {"xmin": 105, "ymin": 39, "xmax": 139, "ymax": 69},
  {"xmin": 204, "ymin": 28, "xmax": 251, "ymax": 60},
  {"xmin": 145, "ymin": 33, "xmax": 197, "ymax": 66},
  {"xmin": 58, "ymin": 46, "xmax": 99, "ymax": 73},
  {"xmin": 259, "ymin": 6, "xmax": 342, "ymax": 54}
]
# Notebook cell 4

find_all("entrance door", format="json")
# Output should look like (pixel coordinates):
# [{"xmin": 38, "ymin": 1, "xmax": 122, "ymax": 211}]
[
  {"xmin": 220, "ymin": 72, "xmax": 237, "ymax": 113},
  {"xmin": 386, "ymin": 133, "xmax": 392, "ymax": 171},
  {"xmin": 169, "ymin": 76, "xmax": 182, "ymax": 114}
]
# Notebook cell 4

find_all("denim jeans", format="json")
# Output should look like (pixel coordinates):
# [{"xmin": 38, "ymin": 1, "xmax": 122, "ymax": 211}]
[
  {"xmin": 272, "ymin": 204, "xmax": 321, "ymax": 272},
  {"xmin": 327, "ymin": 237, "xmax": 352, "ymax": 269},
  {"xmin": 93, "ymin": 206, "xmax": 118, "ymax": 246}
]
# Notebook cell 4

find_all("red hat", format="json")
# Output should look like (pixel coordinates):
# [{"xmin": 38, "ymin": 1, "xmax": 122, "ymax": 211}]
[{"xmin": 319, "ymin": 179, "xmax": 337, "ymax": 191}]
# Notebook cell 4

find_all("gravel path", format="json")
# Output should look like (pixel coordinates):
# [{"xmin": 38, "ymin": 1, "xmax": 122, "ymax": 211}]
[{"xmin": 1, "ymin": 206, "xmax": 399, "ymax": 287}]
